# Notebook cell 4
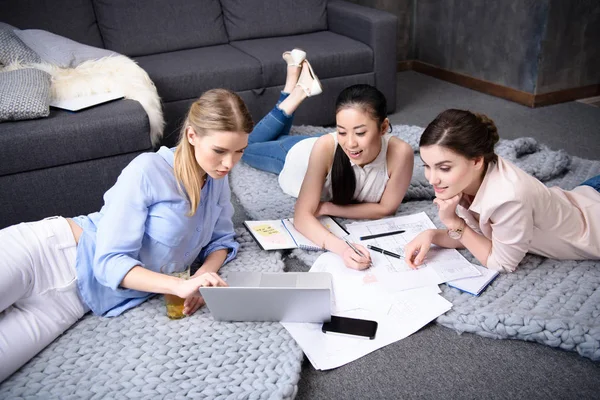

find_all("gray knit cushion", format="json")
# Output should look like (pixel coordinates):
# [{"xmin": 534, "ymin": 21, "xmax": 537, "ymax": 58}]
[
  {"xmin": 0, "ymin": 23, "xmax": 40, "ymax": 65},
  {"xmin": 0, "ymin": 69, "xmax": 51, "ymax": 121},
  {"xmin": 220, "ymin": 0, "xmax": 327, "ymax": 41}
]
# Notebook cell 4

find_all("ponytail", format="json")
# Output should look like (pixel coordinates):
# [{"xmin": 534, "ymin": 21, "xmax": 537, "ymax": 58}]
[{"xmin": 331, "ymin": 144, "xmax": 355, "ymax": 205}]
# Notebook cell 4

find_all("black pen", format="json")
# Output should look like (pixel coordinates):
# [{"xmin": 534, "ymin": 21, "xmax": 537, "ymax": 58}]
[
  {"xmin": 360, "ymin": 230, "xmax": 405, "ymax": 241},
  {"xmin": 367, "ymin": 245, "xmax": 402, "ymax": 259}
]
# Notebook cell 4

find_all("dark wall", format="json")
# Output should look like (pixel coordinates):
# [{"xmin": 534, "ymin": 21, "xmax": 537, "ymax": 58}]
[
  {"xmin": 349, "ymin": 0, "xmax": 600, "ymax": 95},
  {"xmin": 415, "ymin": 0, "xmax": 547, "ymax": 93},
  {"xmin": 536, "ymin": 0, "xmax": 600, "ymax": 94}
]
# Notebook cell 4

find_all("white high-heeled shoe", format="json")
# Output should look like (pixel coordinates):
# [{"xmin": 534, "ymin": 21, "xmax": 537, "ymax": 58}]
[
  {"xmin": 282, "ymin": 48, "xmax": 306, "ymax": 67},
  {"xmin": 296, "ymin": 60, "xmax": 322, "ymax": 97}
]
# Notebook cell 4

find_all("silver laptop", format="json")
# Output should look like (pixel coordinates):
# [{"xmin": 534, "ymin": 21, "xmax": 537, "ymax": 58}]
[{"xmin": 199, "ymin": 272, "xmax": 332, "ymax": 322}]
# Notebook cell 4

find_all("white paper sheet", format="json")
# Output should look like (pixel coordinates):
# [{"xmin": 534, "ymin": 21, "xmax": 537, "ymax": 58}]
[
  {"xmin": 282, "ymin": 252, "xmax": 452, "ymax": 370},
  {"xmin": 345, "ymin": 212, "xmax": 481, "ymax": 290},
  {"xmin": 50, "ymin": 91, "xmax": 124, "ymax": 111}
]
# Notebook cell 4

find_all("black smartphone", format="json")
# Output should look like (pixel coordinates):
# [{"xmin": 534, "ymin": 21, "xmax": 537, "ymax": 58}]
[{"xmin": 322, "ymin": 315, "xmax": 378, "ymax": 340}]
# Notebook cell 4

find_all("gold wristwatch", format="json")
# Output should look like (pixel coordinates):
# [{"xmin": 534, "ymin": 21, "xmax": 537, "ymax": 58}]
[{"xmin": 447, "ymin": 219, "xmax": 466, "ymax": 240}]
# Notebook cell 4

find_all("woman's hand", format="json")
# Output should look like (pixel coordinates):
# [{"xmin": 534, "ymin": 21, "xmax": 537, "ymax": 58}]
[
  {"xmin": 341, "ymin": 242, "xmax": 372, "ymax": 270},
  {"xmin": 176, "ymin": 272, "xmax": 227, "ymax": 316},
  {"xmin": 433, "ymin": 193, "xmax": 463, "ymax": 229},
  {"xmin": 404, "ymin": 230, "xmax": 435, "ymax": 269}
]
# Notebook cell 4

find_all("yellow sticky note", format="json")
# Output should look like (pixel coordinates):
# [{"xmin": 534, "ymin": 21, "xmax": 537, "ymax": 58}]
[{"xmin": 255, "ymin": 224, "xmax": 280, "ymax": 236}]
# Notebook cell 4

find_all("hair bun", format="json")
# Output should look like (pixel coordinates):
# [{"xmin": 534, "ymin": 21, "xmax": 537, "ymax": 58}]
[{"xmin": 474, "ymin": 112, "xmax": 499, "ymax": 146}]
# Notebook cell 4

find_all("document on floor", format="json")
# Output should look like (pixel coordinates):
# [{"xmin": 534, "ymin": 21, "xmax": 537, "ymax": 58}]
[
  {"xmin": 345, "ymin": 212, "xmax": 481, "ymax": 291},
  {"xmin": 281, "ymin": 252, "xmax": 452, "ymax": 370}
]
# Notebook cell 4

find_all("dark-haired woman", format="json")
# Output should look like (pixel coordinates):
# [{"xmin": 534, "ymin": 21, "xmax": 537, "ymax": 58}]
[
  {"xmin": 405, "ymin": 109, "xmax": 600, "ymax": 272},
  {"xmin": 242, "ymin": 49, "xmax": 414, "ymax": 270}
]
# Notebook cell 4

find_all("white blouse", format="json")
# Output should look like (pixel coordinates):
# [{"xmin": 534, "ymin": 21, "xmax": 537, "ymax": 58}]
[{"xmin": 278, "ymin": 132, "xmax": 391, "ymax": 203}]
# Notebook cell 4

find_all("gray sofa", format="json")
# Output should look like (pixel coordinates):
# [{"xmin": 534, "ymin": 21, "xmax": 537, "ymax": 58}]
[{"xmin": 0, "ymin": 0, "xmax": 397, "ymax": 229}]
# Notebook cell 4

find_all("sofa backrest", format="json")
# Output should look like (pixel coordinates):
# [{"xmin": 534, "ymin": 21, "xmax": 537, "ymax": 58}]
[
  {"xmin": 0, "ymin": 0, "xmax": 103, "ymax": 48},
  {"xmin": 92, "ymin": 0, "xmax": 229, "ymax": 57},
  {"xmin": 220, "ymin": 0, "xmax": 327, "ymax": 42}
]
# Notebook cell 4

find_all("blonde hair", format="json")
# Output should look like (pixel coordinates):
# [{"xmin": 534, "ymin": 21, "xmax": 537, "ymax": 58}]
[{"xmin": 174, "ymin": 89, "xmax": 253, "ymax": 215}]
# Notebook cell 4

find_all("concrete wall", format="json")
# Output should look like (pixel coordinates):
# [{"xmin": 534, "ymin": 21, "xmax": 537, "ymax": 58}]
[
  {"xmin": 414, "ymin": 0, "xmax": 547, "ymax": 93},
  {"xmin": 536, "ymin": 0, "xmax": 600, "ymax": 94},
  {"xmin": 348, "ymin": 0, "xmax": 600, "ymax": 95}
]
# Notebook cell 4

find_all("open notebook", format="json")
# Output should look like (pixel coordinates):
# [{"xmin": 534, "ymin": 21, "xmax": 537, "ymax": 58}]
[
  {"xmin": 244, "ymin": 216, "xmax": 348, "ymax": 251},
  {"xmin": 446, "ymin": 264, "xmax": 499, "ymax": 296}
]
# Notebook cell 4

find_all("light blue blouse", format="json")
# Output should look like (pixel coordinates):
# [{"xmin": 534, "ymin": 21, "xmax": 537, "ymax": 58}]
[{"xmin": 72, "ymin": 147, "xmax": 239, "ymax": 317}]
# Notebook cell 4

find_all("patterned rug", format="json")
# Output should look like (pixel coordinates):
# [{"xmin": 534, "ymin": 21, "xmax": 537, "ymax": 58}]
[
  {"xmin": 230, "ymin": 124, "xmax": 600, "ymax": 361},
  {"xmin": 0, "ymin": 230, "xmax": 304, "ymax": 399}
]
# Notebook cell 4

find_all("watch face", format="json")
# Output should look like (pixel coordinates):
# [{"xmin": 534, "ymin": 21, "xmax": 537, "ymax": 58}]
[{"xmin": 448, "ymin": 229, "xmax": 461, "ymax": 240}]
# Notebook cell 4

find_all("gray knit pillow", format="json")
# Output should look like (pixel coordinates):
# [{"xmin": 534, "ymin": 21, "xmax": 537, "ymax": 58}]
[
  {"xmin": 0, "ymin": 22, "xmax": 40, "ymax": 65},
  {"xmin": 0, "ymin": 68, "xmax": 51, "ymax": 121}
]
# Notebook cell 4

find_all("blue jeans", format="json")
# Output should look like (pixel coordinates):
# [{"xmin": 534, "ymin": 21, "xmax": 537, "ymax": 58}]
[
  {"xmin": 580, "ymin": 175, "xmax": 600, "ymax": 192},
  {"xmin": 243, "ymin": 92, "xmax": 319, "ymax": 174}
]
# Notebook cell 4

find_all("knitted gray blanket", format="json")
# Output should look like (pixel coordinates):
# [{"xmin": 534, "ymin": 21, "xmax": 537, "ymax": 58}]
[
  {"xmin": 0, "ymin": 230, "xmax": 304, "ymax": 399},
  {"xmin": 230, "ymin": 125, "xmax": 600, "ymax": 361}
]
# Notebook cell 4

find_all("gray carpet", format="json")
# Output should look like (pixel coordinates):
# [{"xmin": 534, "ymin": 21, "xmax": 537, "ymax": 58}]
[{"xmin": 0, "ymin": 230, "xmax": 304, "ymax": 399}]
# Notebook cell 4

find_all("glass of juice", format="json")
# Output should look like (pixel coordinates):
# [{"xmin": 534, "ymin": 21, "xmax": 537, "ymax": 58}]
[{"xmin": 160, "ymin": 262, "xmax": 190, "ymax": 319}]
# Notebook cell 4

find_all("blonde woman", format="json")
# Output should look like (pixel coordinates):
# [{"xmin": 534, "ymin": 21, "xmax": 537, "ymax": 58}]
[{"xmin": 0, "ymin": 89, "xmax": 254, "ymax": 382}]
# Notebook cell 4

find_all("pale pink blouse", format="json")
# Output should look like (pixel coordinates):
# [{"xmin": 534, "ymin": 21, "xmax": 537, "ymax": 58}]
[{"xmin": 455, "ymin": 156, "xmax": 600, "ymax": 272}]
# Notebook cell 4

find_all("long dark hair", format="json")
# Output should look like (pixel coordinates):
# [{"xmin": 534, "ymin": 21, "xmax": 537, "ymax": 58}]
[
  {"xmin": 419, "ymin": 109, "xmax": 499, "ymax": 165},
  {"xmin": 331, "ymin": 84, "xmax": 388, "ymax": 205}
]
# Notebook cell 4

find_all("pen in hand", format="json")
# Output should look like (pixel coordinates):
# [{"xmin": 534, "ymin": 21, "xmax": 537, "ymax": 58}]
[{"xmin": 343, "ymin": 238, "xmax": 373, "ymax": 268}]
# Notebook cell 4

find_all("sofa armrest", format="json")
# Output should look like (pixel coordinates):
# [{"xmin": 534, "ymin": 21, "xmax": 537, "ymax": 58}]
[{"xmin": 327, "ymin": 0, "xmax": 397, "ymax": 112}]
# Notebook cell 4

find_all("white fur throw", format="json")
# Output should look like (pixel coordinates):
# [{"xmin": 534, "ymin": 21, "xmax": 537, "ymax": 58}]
[{"xmin": 5, "ymin": 56, "xmax": 164, "ymax": 146}]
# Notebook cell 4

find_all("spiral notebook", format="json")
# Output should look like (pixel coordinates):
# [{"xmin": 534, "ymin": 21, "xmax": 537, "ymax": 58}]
[{"xmin": 244, "ymin": 216, "xmax": 348, "ymax": 251}]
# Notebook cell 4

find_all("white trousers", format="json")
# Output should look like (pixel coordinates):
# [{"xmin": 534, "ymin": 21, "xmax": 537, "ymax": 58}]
[{"xmin": 0, "ymin": 217, "xmax": 88, "ymax": 383}]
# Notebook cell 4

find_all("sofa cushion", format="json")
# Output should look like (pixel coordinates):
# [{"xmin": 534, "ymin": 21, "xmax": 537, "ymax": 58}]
[
  {"xmin": 93, "ymin": 0, "xmax": 229, "ymax": 57},
  {"xmin": 135, "ymin": 45, "xmax": 263, "ymax": 103},
  {"xmin": 231, "ymin": 31, "xmax": 372, "ymax": 87},
  {"xmin": 14, "ymin": 29, "xmax": 117, "ymax": 68},
  {"xmin": 220, "ymin": 0, "xmax": 327, "ymax": 41},
  {"xmin": 0, "ymin": 69, "xmax": 51, "ymax": 122},
  {"xmin": 0, "ymin": 0, "xmax": 104, "ymax": 48},
  {"xmin": 0, "ymin": 23, "xmax": 40, "ymax": 65},
  {"xmin": 0, "ymin": 100, "xmax": 150, "ymax": 176}
]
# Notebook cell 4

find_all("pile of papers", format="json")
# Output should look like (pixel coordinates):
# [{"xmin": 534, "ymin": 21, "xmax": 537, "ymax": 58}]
[{"xmin": 282, "ymin": 212, "xmax": 496, "ymax": 370}]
